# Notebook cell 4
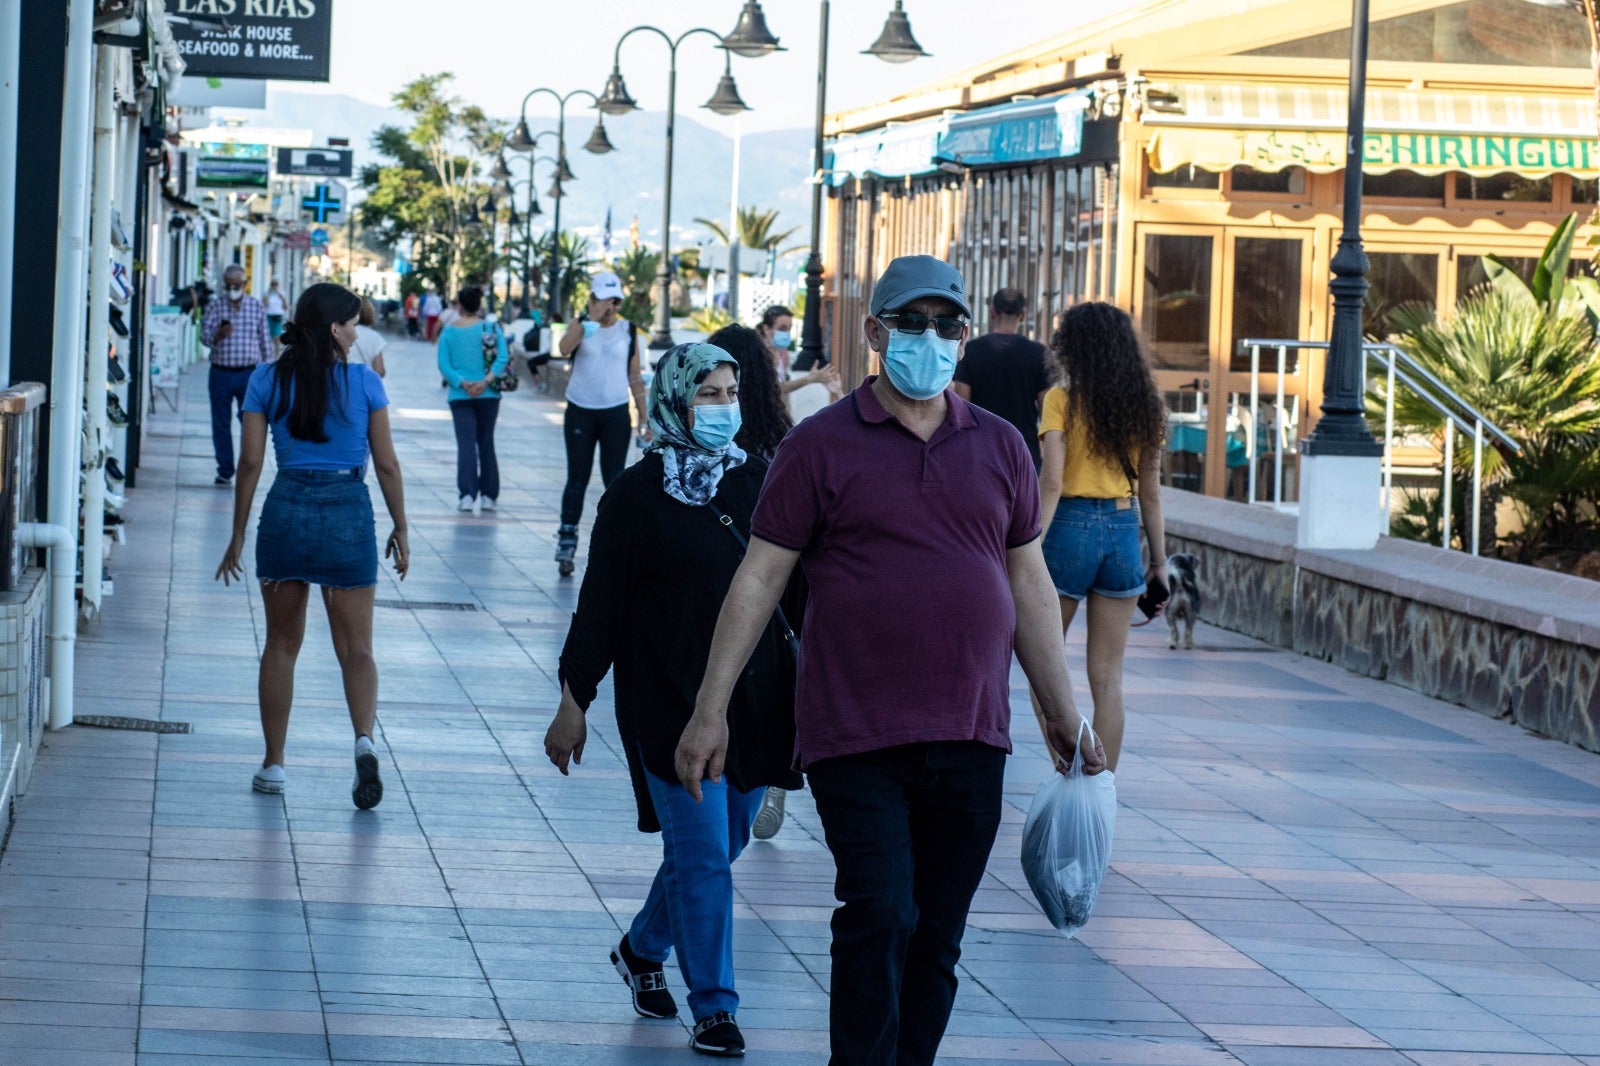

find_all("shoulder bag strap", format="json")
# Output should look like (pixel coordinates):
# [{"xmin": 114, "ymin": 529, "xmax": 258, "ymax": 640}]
[{"xmin": 706, "ymin": 500, "xmax": 799, "ymax": 653}]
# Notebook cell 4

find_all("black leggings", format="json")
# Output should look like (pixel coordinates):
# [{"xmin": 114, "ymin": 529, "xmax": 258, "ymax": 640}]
[{"xmin": 561, "ymin": 402, "xmax": 631, "ymax": 526}]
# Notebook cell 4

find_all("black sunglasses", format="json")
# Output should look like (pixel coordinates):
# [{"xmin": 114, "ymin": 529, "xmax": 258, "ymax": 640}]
[{"xmin": 878, "ymin": 311, "xmax": 967, "ymax": 341}]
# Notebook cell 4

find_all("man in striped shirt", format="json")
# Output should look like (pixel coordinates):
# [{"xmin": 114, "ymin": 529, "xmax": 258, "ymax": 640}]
[{"xmin": 200, "ymin": 265, "xmax": 274, "ymax": 485}]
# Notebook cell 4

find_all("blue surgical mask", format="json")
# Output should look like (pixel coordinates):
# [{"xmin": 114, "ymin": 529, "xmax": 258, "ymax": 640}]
[
  {"xmin": 771, "ymin": 330, "xmax": 792, "ymax": 350},
  {"xmin": 582, "ymin": 319, "xmax": 600, "ymax": 338},
  {"xmin": 882, "ymin": 328, "xmax": 958, "ymax": 401},
  {"xmin": 690, "ymin": 402, "xmax": 742, "ymax": 453}
]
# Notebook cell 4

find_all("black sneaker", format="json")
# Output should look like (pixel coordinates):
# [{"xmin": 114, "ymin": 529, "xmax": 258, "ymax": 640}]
[
  {"xmin": 611, "ymin": 935, "xmax": 677, "ymax": 1019},
  {"xmin": 690, "ymin": 1011, "xmax": 744, "ymax": 1057},
  {"xmin": 214, "ymin": 475, "xmax": 232, "ymax": 486},
  {"xmin": 352, "ymin": 737, "xmax": 383, "ymax": 810}
]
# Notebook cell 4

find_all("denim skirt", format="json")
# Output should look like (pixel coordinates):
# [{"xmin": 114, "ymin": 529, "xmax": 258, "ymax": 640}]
[
  {"xmin": 255, "ymin": 468, "xmax": 377, "ymax": 588},
  {"xmin": 1040, "ymin": 497, "xmax": 1145, "ymax": 601}
]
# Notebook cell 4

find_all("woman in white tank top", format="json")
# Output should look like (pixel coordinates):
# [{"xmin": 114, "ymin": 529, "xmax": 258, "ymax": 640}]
[{"xmin": 551, "ymin": 272, "xmax": 649, "ymax": 574}]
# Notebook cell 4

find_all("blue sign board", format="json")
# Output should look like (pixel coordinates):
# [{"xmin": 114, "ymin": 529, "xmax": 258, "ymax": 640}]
[
  {"xmin": 310, "ymin": 228, "xmax": 330, "ymax": 246},
  {"xmin": 302, "ymin": 183, "xmax": 343, "ymax": 223},
  {"xmin": 935, "ymin": 94, "xmax": 1091, "ymax": 169}
]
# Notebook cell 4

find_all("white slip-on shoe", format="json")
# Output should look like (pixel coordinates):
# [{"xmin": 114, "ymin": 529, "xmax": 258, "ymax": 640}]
[
  {"xmin": 458, "ymin": 495, "xmax": 476, "ymax": 512},
  {"xmin": 252, "ymin": 764, "xmax": 285, "ymax": 794},
  {"xmin": 480, "ymin": 497, "xmax": 496, "ymax": 512}
]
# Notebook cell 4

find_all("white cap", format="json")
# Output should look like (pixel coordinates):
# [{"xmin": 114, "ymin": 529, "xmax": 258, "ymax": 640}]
[{"xmin": 590, "ymin": 272, "xmax": 624, "ymax": 301}]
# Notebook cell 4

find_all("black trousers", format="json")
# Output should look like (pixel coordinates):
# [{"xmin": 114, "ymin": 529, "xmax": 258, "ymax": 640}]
[
  {"xmin": 806, "ymin": 741, "xmax": 1006, "ymax": 1066},
  {"xmin": 560, "ymin": 402, "xmax": 630, "ymax": 526}
]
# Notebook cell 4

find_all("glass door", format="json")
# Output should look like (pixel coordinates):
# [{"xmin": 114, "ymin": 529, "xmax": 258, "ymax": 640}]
[
  {"xmin": 1134, "ymin": 225, "xmax": 1224, "ymax": 495},
  {"xmin": 1220, "ymin": 232, "xmax": 1316, "ymax": 505}
]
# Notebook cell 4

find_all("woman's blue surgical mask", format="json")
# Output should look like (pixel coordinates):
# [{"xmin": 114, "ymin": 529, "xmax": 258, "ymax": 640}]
[
  {"xmin": 582, "ymin": 319, "xmax": 600, "ymax": 338},
  {"xmin": 690, "ymin": 402, "xmax": 742, "ymax": 453},
  {"xmin": 771, "ymin": 330, "xmax": 792, "ymax": 350},
  {"xmin": 882, "ymin": 328, "xmax": 958, "ymax": 401}
]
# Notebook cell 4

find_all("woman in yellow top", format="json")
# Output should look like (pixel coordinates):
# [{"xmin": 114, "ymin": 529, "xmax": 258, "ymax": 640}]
[{"xmin": 1035, "ymin": 302, "xmax": 1168, "ymax": 771}]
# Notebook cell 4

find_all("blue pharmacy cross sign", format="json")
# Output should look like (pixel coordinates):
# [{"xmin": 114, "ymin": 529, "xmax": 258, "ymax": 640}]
[{"xmin": 301, "ymin": 183, "xmax": 343, "ymax": 223}]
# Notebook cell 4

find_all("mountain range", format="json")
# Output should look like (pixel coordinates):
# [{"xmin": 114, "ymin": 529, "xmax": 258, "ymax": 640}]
[{"xmin": 245, "ymin": 90, "xmax": 816, "ymax": 263}]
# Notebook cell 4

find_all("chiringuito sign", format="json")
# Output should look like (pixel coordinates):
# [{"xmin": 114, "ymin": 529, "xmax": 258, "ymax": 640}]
[{"xmin": 167, "ymin": 0, "xmax": 334, "ymax": 83}]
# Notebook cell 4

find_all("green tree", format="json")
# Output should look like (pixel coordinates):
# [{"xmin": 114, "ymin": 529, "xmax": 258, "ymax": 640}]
[
  {"xmin": 532, "ymin": 230, "xmax": 597, "ymax": 319},
  {"xmin": 695, "ymin": 206, "xmax": 805, "ymax": 260},
  {"xmin": 358, "ymin": 73, "xmax": 502, "ymax": 295},
  {"xmin": 611, "ymin": 246, "xmax": 661, "ymax": 327}
]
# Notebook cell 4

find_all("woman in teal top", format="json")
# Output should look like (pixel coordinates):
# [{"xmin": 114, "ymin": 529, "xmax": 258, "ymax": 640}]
[{"xmin": 437, "ymin": 286, "xmax": 510, "ymax": 513}]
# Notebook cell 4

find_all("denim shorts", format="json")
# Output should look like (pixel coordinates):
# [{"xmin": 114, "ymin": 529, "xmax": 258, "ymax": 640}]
[
  {"xmin": 255, "ymin": 468, "xmax": 377, "ymax": 589},
  {"xmin": 1040, "ymin": 497, "xmax": 1145, "ymax": 601}
]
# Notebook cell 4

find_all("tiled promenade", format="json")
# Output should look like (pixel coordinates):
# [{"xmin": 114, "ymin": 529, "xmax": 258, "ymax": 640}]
[{"xmin": 4, "ymin": 335, "xmax": 1600, "ymax": 1065}]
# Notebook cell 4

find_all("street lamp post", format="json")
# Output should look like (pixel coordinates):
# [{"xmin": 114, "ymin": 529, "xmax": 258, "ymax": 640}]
[
  {"xmin": 506, "ymin": 88, "xmax": 611, "ymax": 319},
  {"xmin": 1297, "ymin": 0, "xmax": 1385, "ymax": 550},
  {"xmin": 725, "ymin": 2, "xmax": 928, "ymax": 371},
  {"xmin": 598, "ymin": 23, "xmax": 769, "ymax": 349},
  {"xmin": 501, "ymin": 145, "xmax": 553, "ymax": 310}
]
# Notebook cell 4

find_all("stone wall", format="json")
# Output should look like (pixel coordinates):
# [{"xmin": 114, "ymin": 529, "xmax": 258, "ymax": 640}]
[
  {"xmin": 1163, "ymin": 488, "xmax": 1600, "ymax": 755},
  {"xmin": 0, "ymin": 566, "xmax": 48, "ymax": 818}
]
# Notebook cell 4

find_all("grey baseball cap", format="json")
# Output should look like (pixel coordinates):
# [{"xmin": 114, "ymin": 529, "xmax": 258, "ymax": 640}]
[{"xmin": 869, "ymin": 255, "xmax": 971, "ymax": 317}]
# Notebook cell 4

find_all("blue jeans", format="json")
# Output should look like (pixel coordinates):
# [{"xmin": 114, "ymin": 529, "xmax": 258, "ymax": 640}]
[
  {"xmin": 449, "ymin": 398, "xmax": 500, "ymax": 500},
  {"xmin": 628, "ymin": 764, "xmax": 764, "ymax": 1021},
  {"xmin": 209, "ymin": 365, "xmax": 254, "ymax": 479}
]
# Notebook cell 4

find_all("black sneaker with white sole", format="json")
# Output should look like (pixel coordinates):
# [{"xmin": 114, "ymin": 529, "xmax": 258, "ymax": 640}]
[
  {"xmin": 611, "ymin": 934, "xmax": 677, "ymax": 1019},
  {"xmin": 690, "ymin": 1011, "xmax": 745, "ymax": 1057}
]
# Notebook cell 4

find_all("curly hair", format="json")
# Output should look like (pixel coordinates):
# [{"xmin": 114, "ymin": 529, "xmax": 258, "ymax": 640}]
[
  {"xmin": 707, "ymin": 323, "xmax": 792, "ymax": 460},
  {"xmin": 1049, "ymin": 302, "xmax": 1166, "ymax": 474}
]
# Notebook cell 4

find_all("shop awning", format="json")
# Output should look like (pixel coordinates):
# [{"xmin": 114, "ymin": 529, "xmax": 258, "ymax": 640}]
[
  {"xmin": 934, "ymin": 92, "xmax": 1092, "ymax": 168},
  {"xmin": 827, "ymin": 90, "xmax": 1094, "ymax": 181},
  {"xmin": 1143, "ymin": 83, "xmax": 1598, "ymax": 177}
]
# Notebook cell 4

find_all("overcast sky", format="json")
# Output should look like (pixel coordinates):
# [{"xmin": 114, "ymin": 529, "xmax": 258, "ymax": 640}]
[{"xmin": 298, "ymin": 0, "xmax": 1144, "ymax": 132}]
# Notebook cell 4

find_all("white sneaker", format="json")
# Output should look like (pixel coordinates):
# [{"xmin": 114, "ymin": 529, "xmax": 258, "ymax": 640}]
[
  {"xmin": 252, "ymin": 764, "xmax": 285, "ymax": 794},
  {"xmin": 458, "ymin": 495, "xmax": 476, "ymax": 512},
  {"xmin": 480, "ymin": 497, "xmax": 496, "ymax": 512}
]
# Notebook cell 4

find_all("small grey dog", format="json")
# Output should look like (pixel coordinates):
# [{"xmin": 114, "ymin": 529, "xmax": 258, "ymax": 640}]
[{"xmin": 1164, "ymin": 553, "xmax": 1200, "ymax": 650}]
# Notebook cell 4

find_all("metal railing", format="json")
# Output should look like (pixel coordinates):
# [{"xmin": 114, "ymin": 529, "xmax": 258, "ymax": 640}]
[{"xmin": 1235, "ymin": 339, "xmax": 1520, "ymax": 555}]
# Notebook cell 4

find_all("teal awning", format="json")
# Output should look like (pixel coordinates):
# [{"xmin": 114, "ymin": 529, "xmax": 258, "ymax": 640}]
[
  {"xmin": 825, "ymin": 90, "xmax": 1093, "ymax": 182},
  {"xmin": 935, "ymin": 93, "xmax": 1091, "ymax": 168}
]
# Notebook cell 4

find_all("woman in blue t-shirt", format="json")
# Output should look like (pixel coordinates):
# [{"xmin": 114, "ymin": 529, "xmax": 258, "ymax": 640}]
[
  {"xmin": 214, "ymin": 283, "xmax": 411, "ymax": 811},
  {"xmin": 436, "ymin": 285, "xmax": 510, "ymax": 514}
]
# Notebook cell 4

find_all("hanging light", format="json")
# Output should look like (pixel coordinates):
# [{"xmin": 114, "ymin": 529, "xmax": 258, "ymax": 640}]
[
  {"xmin": 555, "ymin": 154, "xmax": 576, "ymax": 184},
  {"xmin": 507, "ymin": 118, "xmax": 535, "ymax": 152},
  {"xmin": 721, "ymin": 0, "xmax": 783, "ymax": 58},
  {"xmin": 596, "ymin": 66, "xmax": 639, "ymax": 115},
  {"xmin": 489, "ymin": 154, "xmax": 511, "ymax": 180},
  {"xmin": 864, "ymin": 1, "xmax": 929, "ymax": 63},
  {"xmin": 491, "ymin": 178, "xmax": 513, "ymax": 198},
  {"xmin": 508, "ymin": 205, "xmax": 521, "ymax": 228},
  {"xmin": 703, "ymin": 64, "xmax": 750, "ymax": 116},
  {"xmin": 484, "ymin": 195, "xmax": 498, "ymax": 216},
  {"xmin": 547, "ymin": 178, "xmax": 564, "ymax": 200},
  {"xmin": 529, "ymin": 195, "xmax": 543, "ymax": 217},
  {"xmin": 583, "ymin": 117, "xmax": 615, "ymax": 155},
  {"xmin": 464, "ymin": 201, "xmax": 482, "ymax": 226}
]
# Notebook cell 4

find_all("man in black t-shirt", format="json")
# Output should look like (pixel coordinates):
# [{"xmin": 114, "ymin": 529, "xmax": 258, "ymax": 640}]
[{"xmin": 952, "ymin": 287, "xmax": 1052, "ymax": 467}]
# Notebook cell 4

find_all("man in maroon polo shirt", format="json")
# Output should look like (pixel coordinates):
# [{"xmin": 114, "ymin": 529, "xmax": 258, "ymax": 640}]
[{"xmin": 677, "ymin": 255, "xmax": 1105, "ymax": 1066}]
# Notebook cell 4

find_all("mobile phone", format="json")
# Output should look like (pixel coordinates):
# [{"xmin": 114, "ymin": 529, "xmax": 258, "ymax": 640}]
[{"xmin": 1137, "ymin": 575, "xmax": 1169, "ymax": 620}]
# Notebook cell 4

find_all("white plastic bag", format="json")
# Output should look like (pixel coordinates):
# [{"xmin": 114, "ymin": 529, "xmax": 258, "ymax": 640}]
[{"xmin": 1020, "ymin": 721, "xmax": 1116, "ymax": 938}]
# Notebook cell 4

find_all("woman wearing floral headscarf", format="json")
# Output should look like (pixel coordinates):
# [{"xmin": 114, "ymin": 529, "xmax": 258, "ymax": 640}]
[{"xmin": 544, "ymin": 343, "xmax": 803, "ymax": 1058}]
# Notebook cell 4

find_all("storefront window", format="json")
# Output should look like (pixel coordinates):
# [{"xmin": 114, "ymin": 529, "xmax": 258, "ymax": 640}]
[
  {"xmin": 1457, "ymin": 254, "xmax": 1535, "ymax": 301},
  {"xmin": 1573, "ymin": 178, "xmax": 1598, "ymax": 205},
  {"xmin": 1141, "ymin": 233, "xmax": 1213, "ymax": 370},
  {"xmin": 1455, "ymin": 174, "xmax": 1552, "ymax": 202},
  {"xmin": 1243, "ymin": 0, "xmax": 1587, "ymax": 68},
  {"xmin": 1230, "ymin": 238, "xmax": 1303, "ymax": 372},
  {"xmin": 1149, "ymin": 164, "xmax": 1220, "ymax": 191},
  {"xmin": 1230, "ymin": 167, "xmax": 1306, "ymax": 195},
  {"xmin": 1363, "ymin": 170, "xmax": 1447, "ymax": 200},
  {"xmin": 1365, "ymin": 252, "xmax": 1438, "ymax": 337}
]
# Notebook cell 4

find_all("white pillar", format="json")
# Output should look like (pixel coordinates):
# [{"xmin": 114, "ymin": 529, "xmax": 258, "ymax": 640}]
[
  {"xmin": 45, "ymin": 0, "xmax": 95, "ymax": 726},
  {"xmin": 1295, "ymin": 452, "xmax": 1384, "ymax": 550}
]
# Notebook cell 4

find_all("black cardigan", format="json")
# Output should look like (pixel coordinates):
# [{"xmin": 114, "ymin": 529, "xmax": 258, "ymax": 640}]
[{"xmin": 557, "ymin": 452, "xmax": 804, "ymax": 833}]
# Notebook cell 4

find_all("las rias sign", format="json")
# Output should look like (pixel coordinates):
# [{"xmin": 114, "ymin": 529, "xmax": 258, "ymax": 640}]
[{"xmin": 168, "ymin": 0, "xmax": 333, "ymax": 83}]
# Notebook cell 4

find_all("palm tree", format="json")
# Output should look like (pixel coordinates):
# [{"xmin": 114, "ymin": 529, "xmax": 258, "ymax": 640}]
[
  {"xmin": 696, "ymin": 206, "xmax": 806, "ymax": 263},
  {"xmin": 1378, "ymin": 287, "xmax": 1600, "ymax": 559},
  {"xmin": 532, "ymin": 230, "xmax": 595, "ymax": 319},
  {"xmin": 610, "ymin": 246, "xmax": 661, "ymax": 327}
]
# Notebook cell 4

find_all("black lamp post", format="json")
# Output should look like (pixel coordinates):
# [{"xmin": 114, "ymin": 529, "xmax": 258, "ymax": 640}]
[
  {"xmin": 600, "ymin": 21, "xmax": 773, "ymax": 348},
  {"xmin": 505, "ymin": 144, "xmax": 554, "ymax": 311},
  {"xmin": 730, "ymin": 2, "xmax": 929, "ymax": 371},
  {"xmin": 506, "ymin": 87, "xmax": 607, "ymax": 319},
  {"xmin": 1303, "ymin": 0, "xmax": 1382, "ymax": 459}
]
